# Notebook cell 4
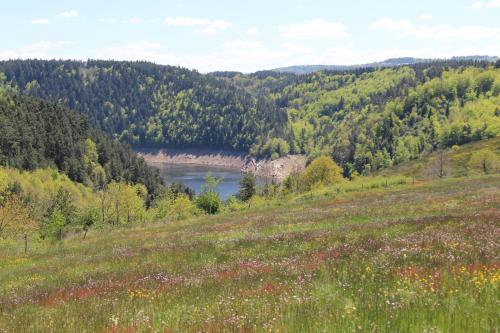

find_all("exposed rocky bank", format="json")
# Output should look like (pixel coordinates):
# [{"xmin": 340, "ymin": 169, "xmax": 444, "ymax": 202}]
[{"xmin": 136, "ymin": 148, "xmax": 306, "ymax": 181}]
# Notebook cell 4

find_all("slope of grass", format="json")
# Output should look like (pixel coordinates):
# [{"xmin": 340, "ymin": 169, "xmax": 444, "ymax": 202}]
[
  {"xmin": 379, "ymin": 137, "xmax": 500, "ymax": 178},
  {"xmin": 0, "ymin": 175, "xmax": 499, "ymax": 332}
]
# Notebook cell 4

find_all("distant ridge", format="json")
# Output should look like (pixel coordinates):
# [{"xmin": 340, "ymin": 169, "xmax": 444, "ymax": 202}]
[{"xmin": 272, "ymin": 56, "xmax": 499, "ymax": 74}]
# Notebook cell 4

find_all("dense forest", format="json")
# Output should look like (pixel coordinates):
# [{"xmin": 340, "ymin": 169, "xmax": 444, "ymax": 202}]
[
  {"xmin": 0, "ymin": 60, "xmax": 288, "ymax": 150},
  {"xmin": 0, "ymin": 81, "xmax": 164, "ymax": 200},
  {"xmin": 1, "ymin": 59, "xmax": 499, "ymax": 176},
  {"xmin": 224, "ymin": 60, "xmax": 500, "ymax": 175}
]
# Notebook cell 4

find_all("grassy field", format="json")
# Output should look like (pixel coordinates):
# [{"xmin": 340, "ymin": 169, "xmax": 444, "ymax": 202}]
[{"xmin": 0, "ymin": 173, "xmax": 499, "ymax": 332}]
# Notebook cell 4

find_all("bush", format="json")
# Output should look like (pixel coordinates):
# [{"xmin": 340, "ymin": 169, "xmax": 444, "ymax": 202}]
[
  {"xmin": 224, "ymin": 196, "xmax": 247, "ymax": 212},
  {"xmin": 196, "ymin": 191, "xmax": 221, "ymax": 214},
  {"xmin": 299, "ymin": 156, "xmax": 344, "ymax": 191},
  {"xmin": 468, "ymin": 149, "xmax": 499, "ymax": 174},
  {"xmin": 196, "ymin": 173, "xmax": 222, "ymax": 214},
  {"xmin": 169, "ymin": 195, "xmax": 200, "ymax": 220}
]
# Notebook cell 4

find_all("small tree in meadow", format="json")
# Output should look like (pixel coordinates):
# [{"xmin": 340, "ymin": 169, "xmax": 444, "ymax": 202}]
[
  {"xmin": 150, "ymin": 189, "xmax": 200, "ymax": 222},
  {"xmin": 196, "ymin": 174, "xmax": 222, "ymax": 214},
  {"xmin": 170, "ymin": 194, "xmax": 200, "ymax": 220},
  {"xmin": 468, "ymin": 149, "xmax": 499, "ymax": 174},
  {"xmin": 431, "ymin": 149, "xmax": 448, "ymax": 178},
  {"xmin": 45, "ymin": 210, "xmax": 66, "ymax": 241},
  {"xmin": 0, "ymin": 195, "xmax": 38, "ymax": 252},
  {"xmin": 106, "ymin": 182, "xmax": 146, "ymax": 225},
  {"xmin": 78, "ymin": 206, "xmax": 99, "ymax": 240},
  {"xmin": 44, "ymin": 187, "xmax": 75, "ymax": 240},
  {"xmin": 299, "ymin": 156, "xmax": 344, "ymax": 191},
  {"xmin": 237, "ymin": 173, "xmax": 256, "ymax": 202}
]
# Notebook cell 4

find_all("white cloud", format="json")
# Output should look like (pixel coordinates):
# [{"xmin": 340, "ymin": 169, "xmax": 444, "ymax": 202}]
[
  {"xmin": 198, "ymin": 20, "xmax": 232, "ymax": 35},
  {"xmin": 418, "ymin": 14, "xmax": 433, "ymax": 21},
  {"xmin": 23, "ymin": 41, "xmax": 74, "ymax": 51},
  {"xmin": 125, "ymin": 17, "xmax": 143, "ymax": 24},
  {"xmin": 281, "ymin": 42, "xmax": 315, "ymax": 54},
  {"xmin": 58, "ymin": 10, "xmax": 79, "ymax": 18},
  {"xmin": 245, "ymin": 27, "xmax": 259, "ymax": 36},
  {"xmin": 32, "ymin": 18, "xmax": 50, "ymax": 25},
  {"xmin": 0, "ymin": 41, "xmax": 77, "ymax": 60},
  {"xmin": 370, "ymin": 18, "xmax": 412, "ymax": 31},
  {"xmin": 281, "ymin": 19, "xmax": 350, "ymax": 39},
  {"xmin": 95, "ymin": 41, "xmax": 167, "ymax": 61},
  {"xmin": 371, "ymin": 17, "xmax": 500, "ymax": 40},
  {"xmin": 470, "ymin": 0, "xmax": 500, "ymax": 8},
  {"xmin": 92, "ymin": 40, "xmax": 283, "ymax": 72},
  {"xmin": 222, "ymin": 40, "xmax": 262, "ymax": 49},
  {"xmin": 163, "ymin": 17, "xmax": 208, "ymax": 27},
  {"xmin": 99, "ymin": 17, "xmax": 116, "ymax": 24},
  {"xmin": 163, "ymin": 17, "xmax": 231, "ymax": 35},
  {"xmin": 413, "ymin": 25, "xmax": 500, "ymax": 40}
]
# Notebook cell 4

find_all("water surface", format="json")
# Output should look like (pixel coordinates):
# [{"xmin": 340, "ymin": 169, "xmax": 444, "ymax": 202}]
[{"xmin": 151, "ymin": 163, "xmax": 244, "ymax": 200}]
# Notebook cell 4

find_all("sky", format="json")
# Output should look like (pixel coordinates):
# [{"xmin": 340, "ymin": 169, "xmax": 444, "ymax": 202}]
[{"xmin": 1, "ymin": 0, "xmax": 499, "ymax": 73}]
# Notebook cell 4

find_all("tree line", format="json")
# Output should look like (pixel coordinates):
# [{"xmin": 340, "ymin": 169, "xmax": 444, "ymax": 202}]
[
  {"xmin": 0, "ymin": 60, "xmax": 289, "ymax": 151},
  {"xmin": 0, "ymin": 80, "xmax": 164, "ymax": 201}
]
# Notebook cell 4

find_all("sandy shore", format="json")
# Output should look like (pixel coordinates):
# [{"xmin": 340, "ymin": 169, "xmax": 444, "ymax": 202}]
[{"xmin": 136, "ymin": 148, "xmax": 306, "ymax": 181}]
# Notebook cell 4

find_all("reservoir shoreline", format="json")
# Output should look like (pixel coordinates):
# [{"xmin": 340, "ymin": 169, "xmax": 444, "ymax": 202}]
[{"xmin": 135, "ymin": 148, "xmax": 306, "ymax": 181}]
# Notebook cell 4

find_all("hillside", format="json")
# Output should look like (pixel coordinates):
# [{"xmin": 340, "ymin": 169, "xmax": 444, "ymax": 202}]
[
  {"xmin": 0, "ymin": 173, "xmax": 498, "ymax": 332},
  {"xmin": 1, "ymin": 60, "xmax": 499, "ymax": 175},
  {"xmin": 0, "ymin": 85, "xmax": 164, "ymax": 198},
  {"xmin": 380, "ymin": 136, "xmax": 500, "ymax": 178},
  {"xmin": 0, "ymin": 60, "xmax": 288, "ymax": 151},
  {"xmin": 229, "ymin": 61, "xmax": 500, "ymax": 175}
]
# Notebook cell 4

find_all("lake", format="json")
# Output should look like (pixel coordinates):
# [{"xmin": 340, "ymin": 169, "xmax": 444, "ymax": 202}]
[{"xmin": 150, "ymin": 163, "xmax": 245, "ymax": 200}]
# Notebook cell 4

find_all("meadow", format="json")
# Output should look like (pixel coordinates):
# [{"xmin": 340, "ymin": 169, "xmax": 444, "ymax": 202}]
[{"xmin": 0, "ymin": 173, "xmax": 499, "ymax": 332}]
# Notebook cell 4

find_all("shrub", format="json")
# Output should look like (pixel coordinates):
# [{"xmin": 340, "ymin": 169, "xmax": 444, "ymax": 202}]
[
  {"xmin": 196, "ymin": 191, "xmax": 221, "ymax": 214},
  {"xmin": 299, "ymin": 156, "xmax": 344, "ymax": 191},
  {"xmin": 196, "ymin": 173, "xmax": 222, "ymax": 214},
  {"xmin": 468, "ymin": 149, "xmax": 499, "ymax": 174},
  {"xmin": 169, "ymin": 194, "xmax": 200, "ymax": 220},
  {"xmin": 224, "ymin": 196, "xmax": 247, "ymax": 212}
]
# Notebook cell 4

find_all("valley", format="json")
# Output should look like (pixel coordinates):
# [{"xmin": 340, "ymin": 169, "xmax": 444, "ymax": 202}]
[{"xmin": 0, "ymin": 55, "xmax": 499, "ymax": 333}]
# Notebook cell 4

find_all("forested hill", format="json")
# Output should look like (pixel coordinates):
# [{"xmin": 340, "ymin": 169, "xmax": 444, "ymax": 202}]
[
  {"xmin": 0, "ymin": 84, "xmax": 164, "ymax": 199},
  {"xmin": 0, "ymin": 60, "xmax": 288, "ymax": 150},
  {"xmin": 1, "ymin": 59, "xmax": 499, "ymax": 177},
  {"xmin": 228, "ymin": 60, "xmax": 500, "ymax": 175}
]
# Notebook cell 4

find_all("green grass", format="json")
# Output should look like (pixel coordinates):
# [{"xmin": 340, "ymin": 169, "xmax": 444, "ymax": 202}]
[
  {"xmin": 1, "ymin": 175, "xmax": 499, "ymax": 332},
  {"xmin": 379, "ymin": 136, "xmax": 500, "ymax": 178}
]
